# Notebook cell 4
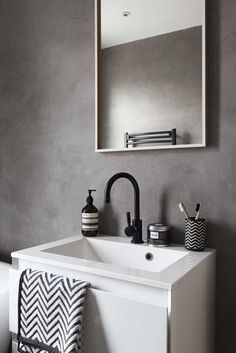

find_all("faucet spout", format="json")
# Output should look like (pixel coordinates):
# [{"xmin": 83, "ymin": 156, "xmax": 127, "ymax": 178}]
[
  {"xmin": 105, "ymin": 172, "xmax": 143, "ymax": 243},
  {"xmin": 105, "ymin": 172, "xmax": 140, "ymax": 221}
]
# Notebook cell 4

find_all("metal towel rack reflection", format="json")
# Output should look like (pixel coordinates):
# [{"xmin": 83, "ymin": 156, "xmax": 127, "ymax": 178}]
[{"xmin": 125, "ymin": 129, "xmax": 177, "ymax": 148}]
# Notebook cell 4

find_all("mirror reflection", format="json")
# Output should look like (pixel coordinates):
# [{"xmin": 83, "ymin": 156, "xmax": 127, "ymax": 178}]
[{"xmin": 97, "ymin": 0, "xmax": 205, "ymax": 151}]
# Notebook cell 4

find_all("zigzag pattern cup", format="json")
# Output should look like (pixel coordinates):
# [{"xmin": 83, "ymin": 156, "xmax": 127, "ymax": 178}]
[{"xmin": 185, "ymin": 218, "xmax": 206, "ymax": 251}]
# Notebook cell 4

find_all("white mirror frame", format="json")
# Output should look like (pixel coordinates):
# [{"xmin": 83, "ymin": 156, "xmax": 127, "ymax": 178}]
[{"xmin": 95, "ymin": 0, "xmax": 206, "ymax": 153}]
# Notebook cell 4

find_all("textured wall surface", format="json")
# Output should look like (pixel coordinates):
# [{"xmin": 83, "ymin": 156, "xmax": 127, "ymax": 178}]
[
  {"xmin": 101, "ymin": 27, "xmax": 202, "ymax": 148},
  {"xmin": 0, "ymin": 1, "xmax": 235, "ymax": 352}
]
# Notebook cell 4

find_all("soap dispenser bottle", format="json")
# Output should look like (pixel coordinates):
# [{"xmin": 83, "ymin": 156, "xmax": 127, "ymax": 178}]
[{"xmin": 82, "ymin": 189, "xmax": 99, "ymax": 237}]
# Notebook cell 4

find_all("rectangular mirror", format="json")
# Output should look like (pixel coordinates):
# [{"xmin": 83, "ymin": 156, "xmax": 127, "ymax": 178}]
[{"xmin": 95, "ymin": 0, "xmax": 205, "ymax": 152}]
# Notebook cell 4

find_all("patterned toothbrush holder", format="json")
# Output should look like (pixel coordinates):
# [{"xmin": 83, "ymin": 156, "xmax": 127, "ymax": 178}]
[{"xmin": 185, "ymin": 218, "xmax": 206, "ymax": 251}]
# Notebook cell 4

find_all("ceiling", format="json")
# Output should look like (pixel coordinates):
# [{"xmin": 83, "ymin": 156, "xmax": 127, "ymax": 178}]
[{"xmin": 101, "ymin": 0, "xmax": 203, "ymax": 48}]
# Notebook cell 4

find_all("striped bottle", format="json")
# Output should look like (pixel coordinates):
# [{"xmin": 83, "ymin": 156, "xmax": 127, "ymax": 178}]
[{"xmin": 82, "ymin": 190, "xmax": 99, "ymax": 237}]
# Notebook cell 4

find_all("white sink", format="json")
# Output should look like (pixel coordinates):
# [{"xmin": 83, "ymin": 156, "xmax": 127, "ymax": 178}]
[
  {"xmin": 44, "ymin": 237, "xmax": 187, "ymax": 273},
  {"xmin": 11, "ymin": 235, "xmax": 214, "ymax": 290}
]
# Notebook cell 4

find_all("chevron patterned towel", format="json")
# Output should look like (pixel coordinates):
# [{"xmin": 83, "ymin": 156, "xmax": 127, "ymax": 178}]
[{"xmin": 17, "ymin": 269, "xmax": 90, "ymax": 353}]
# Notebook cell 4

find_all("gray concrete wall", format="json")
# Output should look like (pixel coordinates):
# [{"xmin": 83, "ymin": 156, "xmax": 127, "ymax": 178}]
[
  {"xmin": 0, "ymin": 1, "xmax": 235, "ymax": 352},
  {"xmin": 101, "ymin": 27, "xmax": 202, "ymax": 148}
]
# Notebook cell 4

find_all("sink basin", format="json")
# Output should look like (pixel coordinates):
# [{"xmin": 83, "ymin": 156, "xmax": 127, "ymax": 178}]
[
  {"xmin": 44, "ymin": 237, "xmax": 187, "ymax": 273},
  {"xmin": 12, "ymin": 235, "xmax": 213, "ymax": 289}
]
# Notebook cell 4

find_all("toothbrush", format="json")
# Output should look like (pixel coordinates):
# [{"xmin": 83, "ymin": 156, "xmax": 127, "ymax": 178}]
[
  {"xmin": 179, "ymin": 202, "xmax": 190, "ymax": 219},
  {"xmin": 195, "ymin": 203, "xmax": 201, "ymax": 220}
]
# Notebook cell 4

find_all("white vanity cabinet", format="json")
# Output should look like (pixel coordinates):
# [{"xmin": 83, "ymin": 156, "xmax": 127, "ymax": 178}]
[
  {"xmin": 9, "ymin": 236, "xmax": 215, "ymax": 353},
  {"xmin": 10, "ymin": 267, "xmax": 168, "ymax": 353}
]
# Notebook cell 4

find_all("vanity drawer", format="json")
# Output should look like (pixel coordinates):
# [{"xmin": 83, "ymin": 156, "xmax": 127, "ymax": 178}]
[
  {"xmin": 83, "ymin": 288, "xmax": 168, "ymax": 353},
  {"xmin": 9, "ymin": 269, "xmax": 168, "ymax": 353}
]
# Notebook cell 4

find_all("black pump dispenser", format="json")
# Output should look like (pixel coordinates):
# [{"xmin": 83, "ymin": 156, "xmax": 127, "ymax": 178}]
[
  {"xmin": 86, "ymin": 189, "xmax": 95, "ymax": 205},
  {"xmin": 82, "ymin": 190, "xmax": 99, "ymax": 237}
]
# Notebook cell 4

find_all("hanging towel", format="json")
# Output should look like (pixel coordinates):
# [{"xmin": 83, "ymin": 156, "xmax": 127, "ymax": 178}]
[{"xmin": 17, "ymin": 269, "xmax": 90, "ymax": 353}]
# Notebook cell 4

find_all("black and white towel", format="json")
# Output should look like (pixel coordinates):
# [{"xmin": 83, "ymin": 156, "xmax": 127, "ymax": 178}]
[{"xmin": 17, "ymin": 269, "xmax": 89, "ymax": 353}]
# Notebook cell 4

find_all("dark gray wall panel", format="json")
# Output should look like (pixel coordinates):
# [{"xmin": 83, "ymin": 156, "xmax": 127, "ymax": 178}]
[{"xmin": 0, "ymin": 1, "xmax": 235, "ymax": 352}]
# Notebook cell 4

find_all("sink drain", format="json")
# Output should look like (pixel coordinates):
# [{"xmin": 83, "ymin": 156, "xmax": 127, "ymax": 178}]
[{"xmin": 145, "ymin": 252, "xmax": 153, "ymax": 261}]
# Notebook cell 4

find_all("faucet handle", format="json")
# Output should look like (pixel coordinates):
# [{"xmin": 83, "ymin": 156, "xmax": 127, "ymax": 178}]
[
  {"xmin": 125, "ymin": 212, "xmax": 135, "ymax": 237},
  {"xmin": 126, "ymin": 212, "xmax": 131, "ymax": 226}
]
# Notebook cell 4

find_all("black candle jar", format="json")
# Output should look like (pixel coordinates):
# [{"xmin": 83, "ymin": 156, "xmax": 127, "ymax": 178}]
[{"xmin": 147, "ymin": 223, "xmax": 170, "ymax": 247}]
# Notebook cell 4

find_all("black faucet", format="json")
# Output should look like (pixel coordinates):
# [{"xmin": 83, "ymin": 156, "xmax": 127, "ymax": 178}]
[{"xmin": 105, "ymin": 172, "xmax": 143, "ymax": 244}]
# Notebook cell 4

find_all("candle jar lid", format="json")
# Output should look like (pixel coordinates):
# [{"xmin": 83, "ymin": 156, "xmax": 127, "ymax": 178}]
[{"xmin": 148, "ymin": 223, "xmax": 171, "ymax": 232}]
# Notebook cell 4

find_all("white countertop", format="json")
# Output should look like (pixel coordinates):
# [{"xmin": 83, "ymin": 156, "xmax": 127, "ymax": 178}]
[{"xmin": 11, "ymin": 235, "xmax": 215, "ymax": 290}]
